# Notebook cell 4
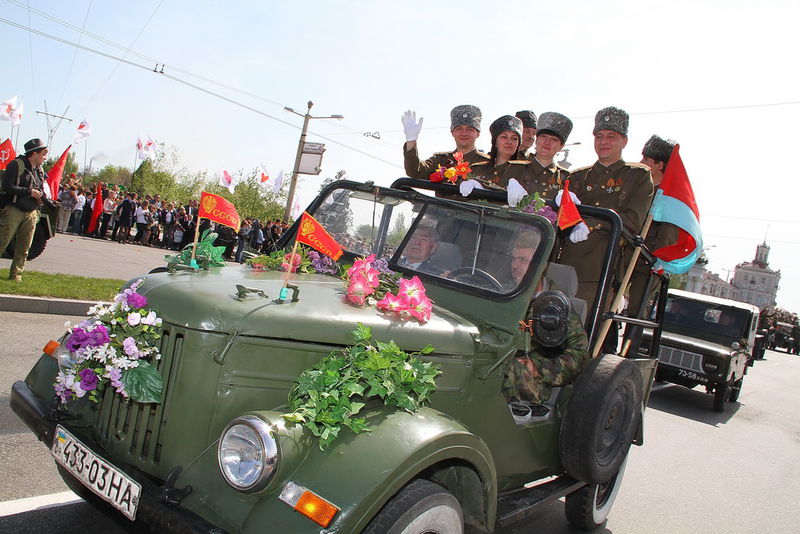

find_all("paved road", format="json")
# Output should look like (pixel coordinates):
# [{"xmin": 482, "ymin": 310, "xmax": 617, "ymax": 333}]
[{"xmin": 2, "ymin": 309, "xmax": 798, "ymax": 533}]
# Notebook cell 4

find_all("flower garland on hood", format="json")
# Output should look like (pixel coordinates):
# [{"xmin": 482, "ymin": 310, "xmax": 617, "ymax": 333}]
[{"xmin": 54, "ymin": 279, "xmax": 164, "ymax": 404}]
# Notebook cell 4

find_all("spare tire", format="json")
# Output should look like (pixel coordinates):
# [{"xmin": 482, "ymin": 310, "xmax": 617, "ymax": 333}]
[{"xmin": 560, "ymin": 354, "xmax": 643, "ymax": 484}]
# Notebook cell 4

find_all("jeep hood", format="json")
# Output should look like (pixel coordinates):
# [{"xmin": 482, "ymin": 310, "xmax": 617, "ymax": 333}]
[{"xmin": 135, "ymin": 268, "xmax": 479, "ymax": 355}]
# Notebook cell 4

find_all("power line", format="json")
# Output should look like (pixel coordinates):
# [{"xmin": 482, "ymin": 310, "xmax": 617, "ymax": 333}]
[{"xmin": 58, "ymin": 0, "xmax": 93, "ymax": 110}]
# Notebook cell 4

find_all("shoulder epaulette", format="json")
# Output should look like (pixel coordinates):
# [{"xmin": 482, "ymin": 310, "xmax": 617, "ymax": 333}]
[
  {"xmin": 508, "ymin": 160, "xmax": 529, "ymax": 165},
  {"xmin": 569, "ymin": 165, "xmax": 593, "ymax": 174},
  {"xmin": 474, "ymin": 150, "xmax": 490, "ymax": 158},
  {"xmin": 433, "ymin": 151, "xmax": 453, "ymax": 156},
  {"xmin": 624, "ymin": 162, "xmax": 650, "ymax": 171},
  {"xmin": 471, "ymin": 161, "xmax": 490, "ymax": 167}
]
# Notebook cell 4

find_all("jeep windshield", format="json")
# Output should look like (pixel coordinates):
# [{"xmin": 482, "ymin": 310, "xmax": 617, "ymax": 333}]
[
  {"xmin": 663, "ymin": 295, "xmax": 750, "ymax": 344},
  {"xmin": 308, "ymin": 183, "xmax": 551, "ymax": 298}
]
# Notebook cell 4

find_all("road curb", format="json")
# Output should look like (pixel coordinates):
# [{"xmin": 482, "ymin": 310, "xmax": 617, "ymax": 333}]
[{"xmin": 0, "ymin": 294, "xmax": 101, "ymax": 316}]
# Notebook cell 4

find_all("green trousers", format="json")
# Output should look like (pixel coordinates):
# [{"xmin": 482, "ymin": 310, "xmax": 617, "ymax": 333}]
[{"xmin": 0, "ymin": 205, "xmax": 40, "ymax": 279}]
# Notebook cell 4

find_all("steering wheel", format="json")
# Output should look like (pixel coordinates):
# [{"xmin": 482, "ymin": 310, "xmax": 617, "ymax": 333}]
[{"xmin": 448, "ymin": 267, "xmax": 504, "ymax": 291}]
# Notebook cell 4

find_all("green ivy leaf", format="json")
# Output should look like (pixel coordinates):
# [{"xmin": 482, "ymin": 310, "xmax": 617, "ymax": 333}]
[
  {"xmin": 121, "ymin": 361, "xmax": 163, "ymax": 403},
  {"xmin": 353, "ymin": 323, "xmax": 372, "ymax": 343},
  {"xmin": 420, "ymin": 345, "xmax": 435, "ymax": 355}
]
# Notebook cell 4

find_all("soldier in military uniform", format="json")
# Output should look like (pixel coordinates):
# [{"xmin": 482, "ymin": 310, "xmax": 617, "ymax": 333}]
[
  {"xmin": 470, "ymin": 115, "xmax": 529, "ymax": 188},
  {"xmin": 517, "ymin": 111, "xmax": 573, "ymax": 202},
  {"xmin": 401, "ymin": 105, "xmax": 490, "ymax": 181},
  {"xmin": 557, "ymin": 106, "xmax": 654, "ymax": 310},
  {"xmin": 515, "ymin": 110, "xmax": 537, "ymax": 160}
]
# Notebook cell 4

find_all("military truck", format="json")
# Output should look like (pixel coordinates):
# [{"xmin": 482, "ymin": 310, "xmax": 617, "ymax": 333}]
[
  {"xmin": 2, "ymin": 200, "xmax": 58, "ymax": 260},
  {"xmin": 12, "ymin": 179, "xmax": 667, "ymax": 533},
  {"xmin": 642, "ymin": 289, "xmax": 760, "ymax": 412}
]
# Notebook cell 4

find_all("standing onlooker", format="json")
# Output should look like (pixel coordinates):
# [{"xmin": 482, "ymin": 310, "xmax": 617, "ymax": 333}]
[
  {"xmin": 80, "ymin": 191, "xmax": 94, "ymax": 236},
  {"xmin": 70, "ymin": 187, "xmax": 86, "ymax": 234},
  {"xmin": 57, "ymin": 186, "xmax": 77, "ymax": 232},
  {"xmin": 161, "ymin": 202, "xmax": 176, "ymax": 249},
  {"xmin": 133, "ymin": 199, "xmax": 149, "ymax": 243},
  {"xmin": 99, "ymin": 190, "xmax": 118, "ymax": 239},
  {"xmin": 0, "ymin": 138, "xmax": 49, "ymax": 282},
  {"xmin": 116, "ymin": 192, "xmax": 136, "ymax": 244},
  {"xmin": 235, "ymin": 218, "xmax": 252, "ymax": 263},
  {"xmin": 138, "ymin": 203, "xmax": 157, "ymax": 246}
]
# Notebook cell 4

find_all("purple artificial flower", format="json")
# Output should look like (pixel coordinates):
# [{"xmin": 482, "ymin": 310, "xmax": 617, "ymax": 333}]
[
  {"xmin": 65, "ymin": 328, "xmax": 90, "ymax": 352},
  {"xmin": 79, "ymin": 368, "xmax": 99, "ymax": 391},
  {"xmin": 122, "ymin": 336, "xmax": 140, "ymax": 357},
  {"xmin": 309, "ymin": 250, "xmax": 339, "ymax": 275},
  {"xmin": 126, "ymin": 292, "xmax": 147, "ymax": 309},
  {"xmin": 373, "ymin": 258, "xmax": 395, "ymax": 275},
  {"xmin": 85, "ymin": 324, "xmax": 110, "ymax": 347}
]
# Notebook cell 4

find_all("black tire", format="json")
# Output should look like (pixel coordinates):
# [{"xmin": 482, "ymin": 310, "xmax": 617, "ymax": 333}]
[
  {"xmin": 3, "ymin": 224, "xmax": 48, "ymax": 260},
  {"xmin": 713, "ymin": 381, "xmax": 730, "ymax": 412},
  {"xmin": 362, "ymin": 479, "xmax": 463, "ymax": 534},
  {"xmin": 728, "ymin": 378, "xmax": 743, "ymax": 403},
  {"xmin": 148, "ymin": 266, "xmax": 170, "ymax": 274},
  {"xmin": 560, "ymin": 354, "xmax": 643, "ymax": 484},
  {"xmin": 565, "ymin": 456, "xmax": 628, "ymax": 531}
]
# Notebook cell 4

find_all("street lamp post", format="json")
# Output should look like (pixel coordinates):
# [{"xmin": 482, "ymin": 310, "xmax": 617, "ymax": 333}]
[{"xmin": 283, "ymin": 101, "xmax": 343, "ymax": 221}]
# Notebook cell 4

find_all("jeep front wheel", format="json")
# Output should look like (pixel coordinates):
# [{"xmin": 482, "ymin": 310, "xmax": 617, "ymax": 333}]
[
  {"xmin": 362, "ymin": 479, "xmax": 463, "ymax": 534},
  {"xmin": 565, "ymin": 456, "xmax": 628, "ymax": 531},
  {"xmin": 714, "ymin": 380, "xmax": 730, "ymax": 412}
]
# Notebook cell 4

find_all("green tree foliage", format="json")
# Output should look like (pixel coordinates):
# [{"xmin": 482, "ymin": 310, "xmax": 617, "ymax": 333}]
[
  {"xmin": 386, "ymin": 212, "xmax": 408, "ymax": 247},
  {"xmin": 43, "ymin": 150, "xmax": 79, "ymax": 177},
  {"xmin": 88, "ymin": 164, "xmax": 132, "ymax": 189},
  {"xmin": 206, "ymin": 170, "xmax": 285, "ymax": 222}
]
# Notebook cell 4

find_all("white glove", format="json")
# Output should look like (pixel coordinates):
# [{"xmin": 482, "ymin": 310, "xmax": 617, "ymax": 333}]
[
  {"xmin": 459, "ymin": 179, "xmax": 484, "ymax": 197},
  {"xmin": 401, "ymin": 110, "xmax": 424, "ymax": 142},
  {"xmin": 555, "ymin": 190, "xmax": 581, "ymax": 206},
  {"xmin": 506, "ymin": 178, "xmax": 528, "ymax": 207},
  {"xmin": 569, "ymin": 222, "xmax": 590, "ymax": 243}
]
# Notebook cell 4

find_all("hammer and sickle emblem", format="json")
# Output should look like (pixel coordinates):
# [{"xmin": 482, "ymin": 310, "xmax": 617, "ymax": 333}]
[{"xmin": 202, "ymin": 196, "xmax": 216, "ymax": 212}]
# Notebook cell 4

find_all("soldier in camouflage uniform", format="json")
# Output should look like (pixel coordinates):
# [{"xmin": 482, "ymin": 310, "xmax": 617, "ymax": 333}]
[
  {"xmin": 471, "ymin": 115, "xmax": 529, "ymax": 188},
  {"xmin": 401, "ymin": 105, "xmax": 490, "ymax": 181},
  {"xmin": 502, "ymin": 231, "xmax": 590, "ymax": 403},
  {"xmin": 515, "ymin": 110, "xmax": 537, "ymax": 160},
  {"xmin": 517, "ymin": 111, "xmax": 573, "ymax": 202}
]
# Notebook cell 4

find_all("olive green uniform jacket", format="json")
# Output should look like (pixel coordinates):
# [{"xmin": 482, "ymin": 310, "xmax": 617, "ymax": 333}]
[
  {"xmin": 403, "ymin": 144, "xmax": 489, "ymax": 181},
  {"xmin": 470, "ymin": 160, "xmax": 529, "ymax": 189},
  {"xmin": 557, "ymin": 160, "xmax": 654, "ymax": 305},
  {"xmin": 518, "ymin": 158, "xmax": 570, "ymax": 202}
]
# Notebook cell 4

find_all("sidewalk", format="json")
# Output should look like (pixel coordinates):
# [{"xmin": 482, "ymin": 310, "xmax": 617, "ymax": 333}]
[{"xmin": 0, "ymin": 233, "xmax": 235, "ymax": 315}]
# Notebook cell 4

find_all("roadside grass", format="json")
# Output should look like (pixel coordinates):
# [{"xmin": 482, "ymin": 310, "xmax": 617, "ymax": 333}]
[{"xmin": 0, "ymin": 271, "xmax": 124, "ymax": 301}]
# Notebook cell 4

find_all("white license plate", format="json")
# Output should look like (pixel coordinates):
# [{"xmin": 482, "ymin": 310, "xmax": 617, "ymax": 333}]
[
  {"xmin": 51, "ymin": 425, "xmax": 142, "ymax": 520},
  {"xmin": 677, "ymin": 368, "xmax": 708, "ymax": 383}
]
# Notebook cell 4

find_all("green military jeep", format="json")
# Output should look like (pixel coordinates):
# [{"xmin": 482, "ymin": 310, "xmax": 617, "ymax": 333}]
[
  {"xmin": 12, "ymin": 179, "xmax": 664, "ymax": 533},
  {"xmin": 643, "ymin": 289, "xmax": 760, "ymax": 412}
]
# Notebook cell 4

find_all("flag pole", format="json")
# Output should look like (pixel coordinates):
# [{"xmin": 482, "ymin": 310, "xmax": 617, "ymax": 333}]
[
  {"xmin": 590, "ymin": 213, "xmax": 654, "ymax": 358},
  {"xmin": 189, "ymin": 216, "xmax": 202, "ymax": 267}
]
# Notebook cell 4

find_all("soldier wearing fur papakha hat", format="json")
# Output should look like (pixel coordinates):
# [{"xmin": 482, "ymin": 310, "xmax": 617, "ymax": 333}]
[
  {"xmin": 470, "ymin": 115, "xmax": 529, "ymax": 189},
  {"xmin": 557, "ymin": 106, "xmax": 654, "ymax": 333},
  {"xmin": 515, "ymin": 110, "xmax": 537, "ymax": 160},
  {"xmin": 623, "ymin": 134, "xmax": 680, "ymax": 355},
  {"xmin": 401, "ymin": 105, "xmax": 490, "ymax": 183},
  {"xmin": 516, "ymin": 111, "xmax": 574, "ymax": 202}
]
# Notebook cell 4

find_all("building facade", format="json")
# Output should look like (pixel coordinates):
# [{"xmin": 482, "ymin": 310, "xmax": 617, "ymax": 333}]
[{"xmin": 730, "ymin": 242, "xmax": 780, "ymax": 310}]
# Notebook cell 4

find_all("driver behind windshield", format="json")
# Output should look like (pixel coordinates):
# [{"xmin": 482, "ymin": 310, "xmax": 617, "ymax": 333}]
[
  {"xmin": 398, "ymin": 222, "xmax": 444, "ymax": 276},
  {"xmin": 503, "ymin": 232, "xmax": 590, "ymax": 405}
]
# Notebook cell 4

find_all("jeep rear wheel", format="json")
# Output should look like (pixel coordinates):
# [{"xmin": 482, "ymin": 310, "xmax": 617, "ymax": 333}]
[
  {"xmin": 560, "ymin": 354, "xmax": 643, "ymax": 484},
  {"xmin": 565, "ymin": 456, "xmax": 628, "ymax": 531},
  {"xmin": 362, "ymin": 479, "xmax": 463, "ymax": 534},
  {"xmin": 713, "ymin": 381, "xmax": 730, "ymax": 412}
]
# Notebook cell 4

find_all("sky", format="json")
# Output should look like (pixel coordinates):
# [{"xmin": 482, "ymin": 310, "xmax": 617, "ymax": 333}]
[{"xmin": 1, "ymin": 0, "xmax": 799, "ymax": 311}]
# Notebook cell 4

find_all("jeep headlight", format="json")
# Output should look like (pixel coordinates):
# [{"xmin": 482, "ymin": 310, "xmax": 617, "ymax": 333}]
[{"xmin": 218, "ymin": 416, "xmax": 278, "ymax": 492}]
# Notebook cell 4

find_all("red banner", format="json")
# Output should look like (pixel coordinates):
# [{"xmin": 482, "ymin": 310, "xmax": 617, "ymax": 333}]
[
  {"xmin": 296, "ymin": 211, "xmax": 343, "ymax": 260},
  {"xmin": 557, "ymin": 179, "xmax": 583, "ymax": 230},
  {"xmin": 198, "ymin": 191, "xmax": 240, "ymax": 232},
  {"xmin": 0, "ymin": 138, "xmax": 15, "ymax": 170},
  {"xmin": 47, "ymin": 145, "xmax": 71, "ymax": 199},
  {"xmin": 87, "ymin": 181, "xmax": 104, "ymax": 234}
]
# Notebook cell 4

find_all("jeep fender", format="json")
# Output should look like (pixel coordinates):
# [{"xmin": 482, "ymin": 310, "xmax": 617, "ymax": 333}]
[{"xmin": 241, "ymin": 406, "xmax": 497, "ymax": 534}]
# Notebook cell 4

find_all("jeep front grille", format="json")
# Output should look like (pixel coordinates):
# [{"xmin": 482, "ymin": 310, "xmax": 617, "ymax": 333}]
[
  {"xmin": 95, "ymin": 326, "xmax": 183, "ymax": 465},
  {"xmin": 658, "ymin": 346, "xmax": 704, "ymax": 373}
]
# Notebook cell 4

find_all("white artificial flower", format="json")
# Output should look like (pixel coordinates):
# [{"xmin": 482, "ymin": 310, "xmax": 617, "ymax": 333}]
[{"xmin": 127, "ymin": 312, "xmax": 142, "ymax": 326}]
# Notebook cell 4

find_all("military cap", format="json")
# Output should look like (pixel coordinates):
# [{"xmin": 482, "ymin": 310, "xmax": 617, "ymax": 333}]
[
  {"xmin": 450, "ymin": 105, "xmax": 482, "ymax": 132},
  {"xmin": 489, "ymin": 115, "xmax": 523, "ymax": 140},
  {"xmin": 23, "ymin": 138, "xmax": 47, "ymax": 154},
  {"xmin": 515, "ymin": 110, "xmax": 537, "ymax": 129},
  {"xmin": 536, "ymin": 112, "xmax": 573, "ymax": 144},
  {"xmin": 593, "ymin": 106, "xmax": 629, "ymax": 136},
  {"xmin": 642, "ymin": 134, "xmax": 677, "ymax": 165}
]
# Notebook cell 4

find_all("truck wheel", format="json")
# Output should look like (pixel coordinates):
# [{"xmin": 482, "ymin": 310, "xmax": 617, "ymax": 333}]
[
  {"xmin": 560, "ymin": 355, "xmax": 642, "ymax": 485},
  {"xmin": 728, "ymin": 378, "xmax": 743, "ymax": 403},
  {"xmin": 565, "ymin": 456, "xmax": 628, "ymax": 531},
  {"xmin": 713, "ymin": 381, "xmax": 730, "ymax": 412},
  {"xmin": 3, "ymin": 224, "xmax": 48, "ymax": 260},
  {"xmin": 362, "ymin": 479, "xmax": 463, "ymax": 534}
]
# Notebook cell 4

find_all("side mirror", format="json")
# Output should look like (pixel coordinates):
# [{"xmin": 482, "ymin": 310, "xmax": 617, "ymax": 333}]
[
  {"xmin": 731, "ymin": 341, "xmax": 741, "ymax": 351},
  {"xmin": 529, "ymin": 290, "xmax": 571, "ymax": 348}
]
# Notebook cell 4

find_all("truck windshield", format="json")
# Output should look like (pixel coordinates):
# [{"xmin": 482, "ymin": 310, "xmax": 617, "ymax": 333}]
[
  {"xmin": 663, "ymin": 296, "xmax": 750, "ymax": 342},
  {"xmin": 311, "ymin": 186, "xmax": 549, "ymax": 297}
]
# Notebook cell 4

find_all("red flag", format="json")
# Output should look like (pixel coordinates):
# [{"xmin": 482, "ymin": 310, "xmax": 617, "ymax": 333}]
[
  {"xmin": 557, "ymin": 179, "xmax": 583, "ymax": 230},
  {"xmin": 47, "ymin": 145, "xmax": 71, "ymax": 199},
  {"xmin": 0, "ymin": 138, "xmax": 15, "ymax": 170},
  {"xmin": 87, "ymin": 181, "xmax": 104, "ymax": 234},
  {"xmin": 296, "ymin": 211, "xmax": 343, "ymax": 260},
  {"xmin": 198, "ymin": 191, "xmax": 241, "ymax": 232}
]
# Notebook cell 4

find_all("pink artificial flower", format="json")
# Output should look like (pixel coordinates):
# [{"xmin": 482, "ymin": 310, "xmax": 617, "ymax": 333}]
[
  {"xmin": 407, "ymin": 294, "xmax": 433, "ymax": 322},
  {"xmin": 397, "ymin": 276, "xmax": 427, "ymax": 307},
  {"xmin": 363, "ymin": 267, "xmax": 381, "ymax": 288},
  {"xmin": 349, "ymin": 254, "xmax": 377, "ymax": 276},
  {"xmin": 376, "ymin": 292, "xmax": 409, "ymax": 312},
  {"xmin": 346, "ymin": 293, "xmax": 367, "ymax": 306},
  {"xmin": 346, "ymin": 275, "xmax": 376, "ymax": 307}
]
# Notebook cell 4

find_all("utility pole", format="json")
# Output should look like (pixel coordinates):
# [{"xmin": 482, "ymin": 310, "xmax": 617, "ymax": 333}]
[
  {"xmin": 283, "ymin": 101, "xmax": 343, "ymax": 221},
  {"xmin": 36, "ymin": 100, "xmax": 72, "ymax": 149}
]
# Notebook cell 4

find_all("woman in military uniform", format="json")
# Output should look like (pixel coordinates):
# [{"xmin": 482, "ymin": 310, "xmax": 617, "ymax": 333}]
[
  {"xmin": 517, "ymin": 111, "xmax": 573, "ymax": 202},
  {"xmin": 470, "ymin": 115, "xmax": 529, "ymax": 188}
]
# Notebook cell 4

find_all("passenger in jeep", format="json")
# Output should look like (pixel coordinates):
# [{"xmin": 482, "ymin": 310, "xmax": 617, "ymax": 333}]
[
  {"xmin": 503, "ymin": 232, "xmax": 590, "ymax": 404},
  {"xmin": 398, "ymin": 222, "xmax": 445, "ymax": 276}
]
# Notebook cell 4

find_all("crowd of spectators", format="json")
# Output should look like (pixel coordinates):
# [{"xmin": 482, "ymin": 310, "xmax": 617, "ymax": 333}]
[{"xmin": 54, "ymin": 177, "xmax": 290, "ymax": 262}]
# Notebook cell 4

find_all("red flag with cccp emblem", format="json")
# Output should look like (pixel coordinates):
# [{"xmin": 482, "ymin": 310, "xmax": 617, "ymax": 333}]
[
  {"xmin": 198, "ymin": 191, "xmax": 241, "ymax": 232},
  {"xmin": 296, "ymin": 211, "xmax": 343, "ymax": 260}
]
